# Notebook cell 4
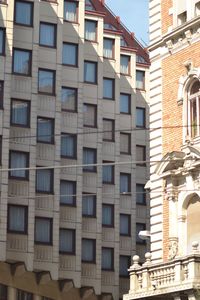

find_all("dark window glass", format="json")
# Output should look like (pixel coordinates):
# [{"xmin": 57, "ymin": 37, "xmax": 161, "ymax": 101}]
[
  {"xmin": 120, "ymin": 173, "xmax": 131, "ymax": 193},
  {"xmin": 102, "ymin": 163, "xmax": 114, "ymax": 184},
  {"xmin": 0, "ymin": 81, "xmax": 3, "ymax": 109},
  {"xmin": 102, "ymin": 204, "xmax": 114, "ymax": 227},
  {"xmin": 59, "ymin": 229, "xmax": 75, "ymax": 254},
  {"xmin": 15, "ymin": 0, "xmax": 33, "ymax": 26},
  {"xmin": 120, "ymin": 133, "xmax": 131, "ymax": 154},
  {"xmin": 85, "ymin": 0, "xmax": 95, "ymax": 11},
  {"xmin": 61, "ymin": 87, "xmax": 77, "ymax": 112},
  {"xmin": 136, "ymin": 223, "xmax": 146, "ymax": 244},
  {"xmin": 13, "ymin": 49, "xmax": 32, "ymax": 75},
  {"xmin": 136, "ymin": 184, "xmax": 146, "ymax": 205},
  {"xmin": 60, "ymin": 180, "xmax": 76, "ymax": 206},
  {"xmin": 36, "ymin": 169, "xmax": 54, "ymax": 193},
  {"xmin": 120, "ymin": 214, "xmax": 131, "ymax": 236},
  {"xmin": 85, "ymin": 20, "xmax": 97, "ymax": 41},
  {"xmin": 61, "ymin": 133, "xmax": 77, "ymax": 158},
  {"xmin": 82, "ymin": 194, "xmax": 96, "ymax": 217},
  {"xmin": 84, "ymin": 61, "xmax": 97, "ymax": 84},
  {"xmin": 39, "ymin": 22, "xmax": 56, "ymax": 48},
  {"xmin": 63, "ymin": 43, "xmax": 78, "ymax": 66},
  {"xmin": 83, "ymin": 104, "xmax": 97, "ymax": 127},
  {"xmin": 17, "ymin": 290, "xmax": 33, "ymax": 300},
  {"xmin": 136, "ymin": 145, "xmax": 146, "ymax": 166},
  {"xmin": 8, "ymin": 205, "xmax": 27, "ymax": 234},
  {"xmin": 119, "ymin": 256, "xmax": 131, "ymax": 277},
  {"xmin": 82, "ymin": 238, "xmax": 96, "ymax": 263},
  {"xmin": 9, "ymin": 151, "xmax": 29, "ymax": 179},
  {"xmin": 136, "ymin": 107, "xmax": 145, "ymax": 127},
  {"xmin": 35, "ymin": 217, "xmax": 52, "ymax": 244},
  {"xmin": 103, "ymin": 119, "xmax": 114, "ymax": 141},
  {"xmin": 103, "ymin": 38, "xmax": 114, "ymax": 58},
  {"xmin": 64, "ymin": 0, "xmax": 78, "ymax": 22},
  {"xmin": 37, "ymin": 117, "xmax": 54, "ymax": 144},
  {"xmin": 103, "ymin": 78, "xmax": 114, "ymax": 99},
  {"xmin": 102, "ymin": 247, "xmax": 114, "ymax": 271},
  {"xmin": 83, "ymin": 148, "xmax": 97, "ymax": 172},
  {"xmin": 11, "ymin": 99, "xmax": 30, "ymax": 127},
  {"xmin": 0, "ymin": 284, "xmax": 7, "ymax": 300},
  {"xmin": 38, "ymin": 69, "xmax": 55, "ymax": 95},
  {"xmin": 120, "ymin": 93, "xmax": 131, "ymax": 114},
  {"xmin": 0, "ymin": 28, "xmax": 5, "ymax": 55},
  {"xmin": 136, "ymin": 70, "xmax": 145, "ymax": 89}
]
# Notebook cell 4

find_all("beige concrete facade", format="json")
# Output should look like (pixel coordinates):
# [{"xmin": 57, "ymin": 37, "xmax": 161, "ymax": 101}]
[{"xmin": 0, "ymin": 0, "xmax": 149, "ymax": 299}]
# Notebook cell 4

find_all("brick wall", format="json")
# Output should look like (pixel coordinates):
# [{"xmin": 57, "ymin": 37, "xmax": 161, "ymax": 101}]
[{"xmin": 161, "ymin": 0, "xmax": 173, "ymax": 35}]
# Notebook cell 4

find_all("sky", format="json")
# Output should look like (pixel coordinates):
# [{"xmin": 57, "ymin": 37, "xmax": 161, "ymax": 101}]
[{"xmin": 105, "ymin": 0, "xmax": 149, "ymax": 46}]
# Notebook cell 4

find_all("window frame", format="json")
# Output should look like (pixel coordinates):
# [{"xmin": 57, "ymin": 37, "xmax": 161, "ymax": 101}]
[
  {"xmin": 101, "ymin": 247, "xmax": 114, "ymax": 271},
  {"xmin": 136, "ymin": 70, "xmax": 145, "ymax": 90},
  {"xmin": 103, "ymin": 118, "xmax": 115, "ymax": 142},
  {"xmin": 0, "ymin": 81, "xmax": 4, "ymax": 109},
  {"xmin": 7, "ymin": 204, "xmax": 28, "ymax": 235},
  {"xmin": 82, "ymin": 193, "xmax": 96, "ymax": 218},
  {"xmin": 102, "ymin": 204, "xmax": 114, "ymax": 227},
  {"xmin": 83, "ymin": 103, "xmax": 97, "ymax": 128},
  {"xmin": 119, "ymin": 255, "xmax": 131, "ymax": 277},
  {"xmin": 103, "ymin": 38, "xmax": 114, "ymax": 59},
  {"xmin": 120, "ymin": 213, "xmax": 131, "ymax": 236},
  {"xmin": 62, "ymin": 42, "xmax": 78, "ymax": 67},
  {"xmin": 82, "ymin": 238, "xmax": 96, "ymax": 263},
  {"xmin": 59, "ymin": 228, "xmax": 76, "ymax": 255},
  {"xmin": 102, "ymin": 162, "xmax": 114, "ymax": 184},
  {"xmin": 35, "ymin": 217, "xmax": 53, "ymax": 245},
  {"xmin": 14, "ymin": 0, "xmax": 34, "ymax": 27},
  {"xmin": 9, "ymin": 150, "xmax": 29, "ymax": 180},
  {"xmin": 84, "ymin": 60, "xmax": 98, "ymax": 84},
  {"xmin": 0, "ymin": 28, "xmax": 5, "ymax": 56},
  {"xmin": 120, "ymin": 54, "xmax": 130, "ymax": 75},
  {"xmin": 83, "ymin": 147, "xmax": 97, "ymax": 173},
  {"xmin": 85, "ymin": 19, "xmax": 97, "ymax": 42},
  {"xmin": 60, "ymin": 180, "xmax": 76, "ymax": 207},
  {"xmin": 37, "ymin": 117, "xmax": 54, "ymax": 144},
  {"xmin": 120, "ymin": 173, "xmax": 131, "ymax": 194},
  {"xmin": 136, "ymin": 107, "xmax": 146, "ymax": 128},
  {"xmin": 39, "ymin": 22, "xmax": 57, "ymax": 48},
  {"xmin": 136, "ymin": 222, "xmax": 146, "ymax": 244},
  {"xmin": 61, "ymin": 86, "xmax": 77, "ymax": 112},
  {"xmin": 136, "ymin": 145, "xmax": 146, "ymax": 166},
  {"xmin": 38, "ymin": 68, "xmax": 56, "ymax": 96},
  {"xmin": 36, "ymin": 168, "xmax": 54, "ymax": 194},
  {"xmin": 120, "ymin": 93, "xmax": 131, "ymax": 114},
  {"xmin": 17, "ymin": 289, "xmax": 33, "ymax": 300},
  {"xmin": 64, "ymin": 0, "xmax": 79, "ymax": 23},
  {"xmin": 12, "ymin": 48, "xmax": 32, "ymax": 76},
  {"xmin": 61, "ymin": 133, "xmax": 77, "ymax": 159},
  {"xmin": 103, "ymin": 77, "xmax": 115, "ymax": 100},
  {"xmin": 136, "ymin": 183, "xmax": 146, "ymax": 205},
  {"xmin": 10, "ymin": 99, "xmax": 30, "ymax": 128},
  {"xmin": 120, "ymin": 132, "xmax": 131, "ymax": 155}
]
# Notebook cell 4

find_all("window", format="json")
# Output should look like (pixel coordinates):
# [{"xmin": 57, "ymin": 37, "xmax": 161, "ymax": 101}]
[
  {"xmin": 83, "ymin": 148, "xmax": 97, "ymax": 172},
  {"xmin": 136, "ymin": 55, "xmax": 146, "ymax": 64},
  {"xmin": 136, "ymin": 145, "xmax": 146, "ymax": 166},
  {"xmin": 120, "ymin": 173, "xmax": 131, "ymax": 193},
  {"xmin": 120, "ymin": 214, "xmax": 131, "ymax": 236},
  {"xmin": 11, "ymin": 99, "xmax": 30, "ymax": 127},
  {"xmin": 37, "ymin": 117, "xmax": 54, "ymax": 144},
  {"xmin": 84, "ymin": 61, "xmax": 97, "ymax": 84},
  {"xmin": 38, "ymin": 69, "xmax": 55, "ymax": 95},
  {"xmin": 102, "ymin": 163, "xmax": 114, "ymax": 184},
  {"xmin": 14, "ymin": 0, "xmax": 33, "ymax": 26},
  {"xmin": 8, "ymin": 205, "xmax": 28, "ymax": 234},
  {"xmin": 178, "ymin": 11, "xmax": 187, "ymax": 25},
  {"xmin": 136, "ymin": 184, "xmax": 146, "ymax": 205},
  {"xmin": 103, "ymin": 119, "xmax": 114, "ymax": 141},
  {"xmin": 120, "ymin": 133, "xmax": 131, "ymax": 154},
  {"xmin": 0, "ymin": 28, "xmax": 5, "ymax": 55},
  {"xmin": 35, "ymin": 217, "xmax": 52, "ymax": 245},
  {"xmin": 195, "ymin": 2, "xmax": 200, "ymax": 16},
  {"xmin": 187, "ymin": 80, "xmax": 200, "ymax": 137},
  {"xmin": 83, "ymin": 104, "xmax": 97, "ymax": 127},
  {"xmin": 62, "ymin": 43, "xmax": 78, "ymax": 66},
  {"xmin": 85, "ymin": 20, "xmax": 97, "ymax": 41},
  {"xmin": 13, "ymin": 49, "xmax": 32, "ymax": 76},
  {"xmin": 120, "ymin": 37, "xmax": 128, "ymax": 47},
  {"xmin": 82, "ymin": 194, "xmax": 96, "ymax": 217},
  {"xmin": 0, "ymin": 136, "xmax": 2, "ymax": 165},
  {"xmin": 120, "ymin": 55, "xmax": 130, "ymax": 75},
  {"xmin": 39, "ymin": 22, "xmax": 56, "ymax": 48},
  {"xmin": 0, "ymin": 284, "xmax": 7, "ymax": 300},
  {"xmin": 36, "ymin": 169, "xmax": 54, "ymax": 193},
  {"xmin": 136, "ymin": 107, "xmax": 145, "ymax": 128},
  {"xmin": 136, "ymin": 70, "xmax": 145, "ymax": 90},
  {"xmin": 85, "ymin": 0, "xmax": 95, "ymax": 11},
  {"xmin": 82, "ymin": 239, "xmax": 96, "ymax": 263},
  {"xmin": 136, "ymin": 223, "xmax": 146, "ymax": 244},
  {"xmin": 61, "ymin": 87, "xmax": 77, "ymax": 112},
  {"xmin": 102, "ymin": 248, "xmax": 114, "ymax": 271},
  {"xmin": 120, "ymin": 93, "xmax": 131, "ymax": 114},
  {"xmin": 61, "ymin": 133, "xmax": 77, "ymax": 158},
  {"xmin": 120, "ymin": 256, "xmax": 131, "ymax": 277},
  {"xmin": 9, "ymin": 151, "xmax": 29, "ymax": 179},
  {"xmin": 103, "ymin": 38, "xmax": 114, "ymax": 59},
  {"xmin": 64, "ymin": 0, "xmax": 78, "ymax": 22},
  {"xmin": 59, "ymin": 229, "xmax": 75, "ymax": 254},
  {"xmin": 60, "ymin": 180, "xmax": 76, "ymax": 206},
  {"xmin": 103, "ymin": 78, "xmax": 115, "ymax": 99},
  {"xmin": 17, "ymin": 290, "xmax": 33, "ymax": 300},
  {"xmin": 102, "ymin": 204, "xmax": 114, "ymax": 227},
  {"xmin": 0, "ymin": 81, "xmax": 3, "ymax": 109}
]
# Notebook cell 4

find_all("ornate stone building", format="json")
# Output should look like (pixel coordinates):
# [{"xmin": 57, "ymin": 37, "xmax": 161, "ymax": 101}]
[{"xmin": 124, "ymin": 0, "xmax": 200, "ymax": 300}]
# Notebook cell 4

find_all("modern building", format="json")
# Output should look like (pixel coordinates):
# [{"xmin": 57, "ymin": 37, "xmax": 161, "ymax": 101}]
[
  {"xmin": 124, "ymin": 1, "xmax": 200, "ymax": 300},
  {"xmin": 0, "ymin": 0, "xmax": 149, "ymax": 299}
]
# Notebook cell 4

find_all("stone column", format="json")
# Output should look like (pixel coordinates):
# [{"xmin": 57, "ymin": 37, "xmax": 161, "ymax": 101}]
[
  {"xmin": 34, "ymin": 295, "xmax": 42, "ymax": 300},
  {"xmin": 8, "ymin": 286, "xmax": 16, "ymax": 300}
]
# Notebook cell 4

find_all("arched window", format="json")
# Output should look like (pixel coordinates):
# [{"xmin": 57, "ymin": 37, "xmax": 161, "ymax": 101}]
[{"xmin": 187, "ymin": 80, "xmax": 200, "ymax": 137}]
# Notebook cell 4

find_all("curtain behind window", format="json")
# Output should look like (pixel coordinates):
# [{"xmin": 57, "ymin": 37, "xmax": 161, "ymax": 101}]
[
  {"xmin": 36, "ymin": 169, "xmax": 52, "ymax": 192},
  {"xmin": 12, "ymin": 101, "xmax": 28, "ymax": 125},
  {"xmin": 85, "ymin": 21, "xmax": 96, "ymax": 40},
  {"xmin": 64, "ymin": 2, "xmax": 77, "ymax": 22},
  {"xmin": 35, "ymin": 218, "xmax": 51, "ymax": 243},
  {"xmin": 16, "ymin": 2, "xmax": 31, "ymax": 25},
  {"xmin": 59, "ymin": 229, "xmax": 74, "ymax": 252},
  {"xmin": 9, "ymin": 206, "xmax": 25, "ymax": 232},
  {"xmin": 10, "ymin": 152, "xmax": 27, "ymax": 178},
  {"xmin": 60, "ymin": 181, "xmax": 75, "ymax": 205}
]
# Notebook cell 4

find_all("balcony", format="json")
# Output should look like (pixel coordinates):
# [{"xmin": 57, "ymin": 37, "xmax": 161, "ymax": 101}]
[{"xmin": 124, "ymin": 242, "xmax": 200, "ymax": 300}]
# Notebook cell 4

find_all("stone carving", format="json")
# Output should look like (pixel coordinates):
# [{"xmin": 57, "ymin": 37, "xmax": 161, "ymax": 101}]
[{"xmin": 168, "ymin": 239, "xmax": 178, "ymax": 260}]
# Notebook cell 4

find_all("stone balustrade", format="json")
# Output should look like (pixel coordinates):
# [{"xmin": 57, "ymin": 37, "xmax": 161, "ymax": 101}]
[{"xmin": 124, "ymin": 242, "xmax": 200, "ymax": 300}]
